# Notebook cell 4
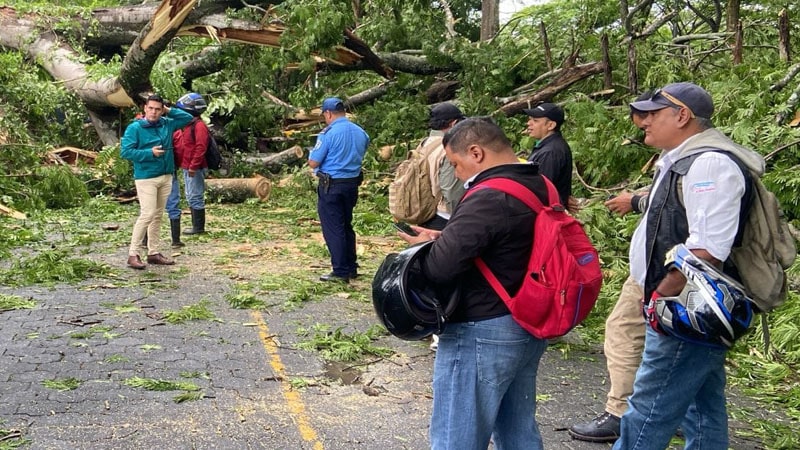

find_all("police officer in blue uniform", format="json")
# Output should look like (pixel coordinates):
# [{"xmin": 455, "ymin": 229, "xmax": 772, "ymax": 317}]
[{"xmin": 308, "ymin": 97, "xmax": 370, "ymax": 282}]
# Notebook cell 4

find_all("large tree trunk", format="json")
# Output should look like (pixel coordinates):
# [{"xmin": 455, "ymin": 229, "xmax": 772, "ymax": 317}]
[
  {"xmin": 0, "ymin": 1, "xmax": 395, "ymax": 145},
  {"xmin": 242, "ymin": 146, "xmax": 305, "ymax": 173},
  {"xmin": 480, "ymin": 0, "xmax": 499, "ymax": 41},
  {"xmin": 206, "ymin": 176, "xmax": 272, "ymax": 203}
]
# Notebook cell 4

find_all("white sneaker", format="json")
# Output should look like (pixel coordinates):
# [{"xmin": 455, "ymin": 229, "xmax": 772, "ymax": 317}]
[{"xmin": 429, "ymin": 334, "xmax": 439, "ymax": 351}]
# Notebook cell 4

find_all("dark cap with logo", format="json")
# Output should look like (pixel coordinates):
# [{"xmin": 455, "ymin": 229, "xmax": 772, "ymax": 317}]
[
  {"xmin": 629, "ymin": 82, "xmax": 714, "ymax": 119},
  {"xmin": 523, "ymin": 103, "xmax": 565, "ymax": 126}
]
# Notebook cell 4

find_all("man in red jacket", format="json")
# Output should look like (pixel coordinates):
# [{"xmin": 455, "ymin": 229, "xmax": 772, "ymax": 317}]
[{"xmin": 172, "ymin": 92, "xmax": 210, "ymax": 236}]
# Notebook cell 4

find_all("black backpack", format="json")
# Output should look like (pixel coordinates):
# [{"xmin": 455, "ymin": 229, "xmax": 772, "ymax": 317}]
[{"xmin": 189, "ymin": 118, "xmax": 222, "ymax": 170}]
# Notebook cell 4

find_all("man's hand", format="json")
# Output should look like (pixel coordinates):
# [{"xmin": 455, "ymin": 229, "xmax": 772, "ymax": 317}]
[
  {"xmin": 605, "ymin": 192, "xmax": 635, "ymax": 216},
  {"xmin": 567, "ymin": 196, "xmax": 580, "ymax": 214},
  {"xmin": 152, "ymin": 145, "xmax": 165, "ymax": 157},
  {"xmin": 398, "ymin": 225, "xmax": 441, "ymax": 245}
]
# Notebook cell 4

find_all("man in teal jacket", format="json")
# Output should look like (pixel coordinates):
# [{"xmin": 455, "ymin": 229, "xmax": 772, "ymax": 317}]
[{"xmin": 121, "ymin": 94, "xmax": 193, "ymax": 269}]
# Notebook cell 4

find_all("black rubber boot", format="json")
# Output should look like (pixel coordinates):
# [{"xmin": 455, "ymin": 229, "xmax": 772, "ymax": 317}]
[
  {"xmin": 170, "ymin": 218, "xmax": 185, "ymax": 248},
  {"xmin": 183, "ymin": 208, "xmax": 206, "ymax": 235}
]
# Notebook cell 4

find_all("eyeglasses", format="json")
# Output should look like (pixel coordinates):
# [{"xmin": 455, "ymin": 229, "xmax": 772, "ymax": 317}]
[{"xmin": 653, "ymin": 89, "xmax": 695, "ymax": 119}]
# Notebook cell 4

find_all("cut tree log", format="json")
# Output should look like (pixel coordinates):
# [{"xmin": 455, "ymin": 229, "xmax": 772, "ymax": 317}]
[
  {"xmin": 243, "ymin": 146, "xmax": 305, "ymax": 173},
  {"xmin": 206, "ymin": 176, "xmax": 272, "ymax": 203},
  {"xmin": 0, "ymin": 203, "xmax": 26, "ymax": 220}
]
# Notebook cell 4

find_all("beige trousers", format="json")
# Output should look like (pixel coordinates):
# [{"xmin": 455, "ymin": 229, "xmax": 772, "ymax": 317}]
[
  {"xmin": 603, "ymin": 275, "xmax": 646, "ymax": 417},
  {"xmin": 128, "ymin": 174, "xmax": 172, "ymax": 257}
]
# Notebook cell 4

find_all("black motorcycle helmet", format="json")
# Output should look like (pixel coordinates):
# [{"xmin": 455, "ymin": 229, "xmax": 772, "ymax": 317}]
[{"xmin": 372, "ymin": 241, "xmax": 459, "ymax": 341}]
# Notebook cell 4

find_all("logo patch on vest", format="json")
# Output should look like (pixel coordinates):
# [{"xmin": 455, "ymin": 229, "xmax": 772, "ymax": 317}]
[{"xmin": 691, "ymin": 181, "xmax": 716, "ymax": 193}]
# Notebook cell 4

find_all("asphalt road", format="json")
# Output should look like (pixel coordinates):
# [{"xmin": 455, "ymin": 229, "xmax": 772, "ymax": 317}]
[{"xmin": 0, "ymin": 245, "xmax": 774, "ymax": 449}]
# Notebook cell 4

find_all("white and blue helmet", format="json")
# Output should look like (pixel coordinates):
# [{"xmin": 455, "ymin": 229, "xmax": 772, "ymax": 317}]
[
  {"xmin": 655, "ymin": 244, "xmax": 754, "ymax": 349},
  {"xmin": 175, "ymin": 92, "xmax": 207, "ymax": 115}
]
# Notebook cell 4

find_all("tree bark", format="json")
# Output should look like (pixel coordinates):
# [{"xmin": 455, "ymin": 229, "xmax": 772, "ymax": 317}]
[
  {"xmin": 732, "ymin": 20, "xmax": 743, "ymax": 65},
  {"xmin": 206, "ymin": 176, "xmax": 272, "ymax": 203},
  {"xmin": 480, "ymin": 0, "xmax": 499, "ymax": 41},
  {"xmin": 242, "ymin": 146, "xmax": 305, "ymax": 173},
  {"xmin": 496, "ymin": 62, "xmax": 606, "ymax": 116},
  {"xmin": 779, "ymin": 9, "xmax": 791, "ymax": 63},
  {"xmin": 601, "ymin": 34, "xmax": 612, "ymax": 89},
  {"xmin": 118, "ymin": 0, "xmax": 197, "ymax": 104},
  {"xmin": 726, "ymin": 0, "xmax": 741, "ymax": 33},
  {"xmin": 540, "ymin": 21, "xmax": 553, "ymax": 72}
]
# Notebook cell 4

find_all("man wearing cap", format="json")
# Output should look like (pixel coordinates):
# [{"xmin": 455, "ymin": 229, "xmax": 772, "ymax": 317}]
[
  {"xmin": 523, "ymin": 102, "xmax": 573, "ymax": 206},
  {"xmin": 308, "ymin": 97, "xmax": 370, "ymax": 283},
  {"xmin": 419, "ymin": 103, "xmax": 466, "ymax": 231},
  {"xmin": 611, "ymin": 82, "xmax": 764, "ymax": 449},
  {"xmin": 569, "ymin": 91, "xmax": 658, "ymax": 443}
]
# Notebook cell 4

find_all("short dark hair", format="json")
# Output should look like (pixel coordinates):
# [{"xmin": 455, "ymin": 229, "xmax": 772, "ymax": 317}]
[
  {"xmin": 146, "ymin": 94, "xmax": 165, "ymax": 105},
  {"xmin": 442, "ymin": 117, "xmax": 512, "ymax": 154}
]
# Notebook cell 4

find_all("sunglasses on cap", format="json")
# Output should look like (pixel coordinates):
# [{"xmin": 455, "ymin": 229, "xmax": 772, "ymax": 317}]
[{"xmin": 652, "ymin": 88, "xmax": 696, "ymax": 119}]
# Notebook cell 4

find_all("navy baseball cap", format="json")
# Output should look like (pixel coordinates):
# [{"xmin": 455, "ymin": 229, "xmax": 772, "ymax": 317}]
[
  {"xmin": 629, "ymin": 82, "xmax": 714, "ymax": 119},
  {"xmin": 321, "ymin": 97, "xmax": 345, "ymax": 113},
  {"xmin": 523, "ymin": 103, "xmax": 565, "ymax": 126}
]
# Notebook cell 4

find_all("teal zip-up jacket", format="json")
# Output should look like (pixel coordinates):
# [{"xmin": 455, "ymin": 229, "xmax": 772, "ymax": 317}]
[{"xmin": 120, "ymin": 107, "xmax": 194, "ymax": 180}]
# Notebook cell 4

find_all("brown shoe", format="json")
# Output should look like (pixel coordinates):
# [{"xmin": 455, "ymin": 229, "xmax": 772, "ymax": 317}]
[
  {"xmin": 127, "ymin": 255, "xmax": 146, "ymax": 270},
  {"xmin": 146, "ymin": 253, "xmax": 175, "ymax": 265}
]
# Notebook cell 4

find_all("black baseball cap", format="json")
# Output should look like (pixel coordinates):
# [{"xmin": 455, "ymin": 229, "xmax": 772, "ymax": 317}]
[{"xmin": 523, "ymin": 103, "xmax": 565, "ymax": 126}]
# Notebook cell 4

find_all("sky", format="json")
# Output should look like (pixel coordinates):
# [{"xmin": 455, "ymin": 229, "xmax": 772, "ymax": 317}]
[{"xmin": 499, "ymin": 0, "xmax": 547, "ymax": 22}]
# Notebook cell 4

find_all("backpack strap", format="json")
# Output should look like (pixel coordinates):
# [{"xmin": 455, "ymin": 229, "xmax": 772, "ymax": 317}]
[
  {"xmin": 467, "ymin": 176, "xmax": 561, "ymax": 213},
  {"xmin": 464, "ymin": 176, "xmax": 558, "ymax": 303},
  {"xmin": 187, "ymin": 116, "xmax": 201, "ymax": 141}
]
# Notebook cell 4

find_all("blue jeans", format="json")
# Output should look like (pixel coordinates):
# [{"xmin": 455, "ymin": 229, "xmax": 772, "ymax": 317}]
[
  {"xmin": 183, "ymin": 168, "xmax": 206, "ymax": 210},
  {"xmin": 430, "ymin": 315, "xmax": 547, "ymax": 450},
  {"xmin": 317, "ymin": 181, "xmax": 358, "ymax": 277},
  {"xmin": 613, "ymin": 327, "xmax": 729, "ymax": 450},
  {"xmin": 166, "ymin": 174, "xmax": 181, "ymax": 220}
]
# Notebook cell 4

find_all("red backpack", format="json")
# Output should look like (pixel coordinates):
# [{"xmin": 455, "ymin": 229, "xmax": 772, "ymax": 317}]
[{"xmin": 465, "ymin": 177, "xmax": 602, "ymax": 339}]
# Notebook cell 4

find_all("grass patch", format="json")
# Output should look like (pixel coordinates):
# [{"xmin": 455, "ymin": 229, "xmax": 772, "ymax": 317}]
[
  {"xmin": 104, "ymin": 354, "xmax": 130, "ymax": 364},
  {"xmin": 42, "ymin": 377, "xmax": 81, "ymax": 391},
  {"xmin": 297, "ymin": 324, "xmax": 393, "ymax": 362},
  {"xmin": 225, "ymin": 289, "xmax": 266, "ymax": 309},
  {"xmin": 259, "ymin": 272, "xmax": 351, "ymax": 307},
  {"xmin": 68, "ymin": 325, "xmax": 116, "ymax": 340},
  {"xmin": 0, "ymin": 294, "xmax": 35, "ymax": 312},
  {"xmin": 162, "ymin": 299, "xmax": 217, "ymax": 324},
  {"xmin": 123, "ymin": 376, "xmax": 200, "ymax": 392},
  {"xmin": 123, "ymin": 376, "xmax": 203, "ymax": 403},
  {"xmin": 139, "ymin": 344, "xmax": 162, "ymax": 352},
  {"xmin": 99, "ymin": 301, "xmax": 139, "ymax": 314},
  {"xmin": 0, "ymin": 249, "xmax": 114, "ymax": 286},
  {"xmin": 0, "ymin": 426, "xmax": 29, "ymax": 449}
]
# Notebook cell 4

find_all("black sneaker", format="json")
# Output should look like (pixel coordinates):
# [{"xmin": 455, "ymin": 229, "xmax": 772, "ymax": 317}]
[{"xmin": 568, "ymin": 411, "xmax": 621, "ymax": 443}]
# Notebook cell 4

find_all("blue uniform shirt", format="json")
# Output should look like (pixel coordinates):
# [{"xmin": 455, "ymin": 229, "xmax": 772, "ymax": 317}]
[{"xmin": 309, "ymin": 117, "xmax": 369, "ymax": 178}]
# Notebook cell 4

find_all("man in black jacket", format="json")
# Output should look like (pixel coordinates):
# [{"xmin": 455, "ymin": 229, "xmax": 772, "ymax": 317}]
[
  {"xmin": 524, "ymin": 102, "xmax": 572, "ymax": 206},
  {"xmin": 398, "ymin": 118, "xmax": 549, "ymax": 450}
]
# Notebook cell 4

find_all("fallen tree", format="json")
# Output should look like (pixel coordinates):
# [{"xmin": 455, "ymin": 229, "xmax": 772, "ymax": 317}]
[{"xmin": 206, "ymin": 175, "xmax": 272, "ymax": 203}]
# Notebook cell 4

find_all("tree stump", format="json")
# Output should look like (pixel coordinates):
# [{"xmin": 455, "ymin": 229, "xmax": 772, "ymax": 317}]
[{"xmin": 206, "ymin": 175, "xmax": 272, "ymax": 203}]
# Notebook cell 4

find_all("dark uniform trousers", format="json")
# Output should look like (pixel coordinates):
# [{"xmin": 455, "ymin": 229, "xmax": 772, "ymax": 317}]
[{"xmin": 317, "ymin": 178, "xmax": 359, "ymax": 277}]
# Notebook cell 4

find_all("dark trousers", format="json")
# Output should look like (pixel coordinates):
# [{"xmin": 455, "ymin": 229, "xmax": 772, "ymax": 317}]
[{"xmin": 317, "ymin": 180, "xmax": 359, "ymax": 277}]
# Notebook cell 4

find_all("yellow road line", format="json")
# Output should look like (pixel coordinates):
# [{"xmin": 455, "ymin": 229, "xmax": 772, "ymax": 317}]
[{"xmin": 252, "ymin": 310, "xmax": 324, "ymax": 450}]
